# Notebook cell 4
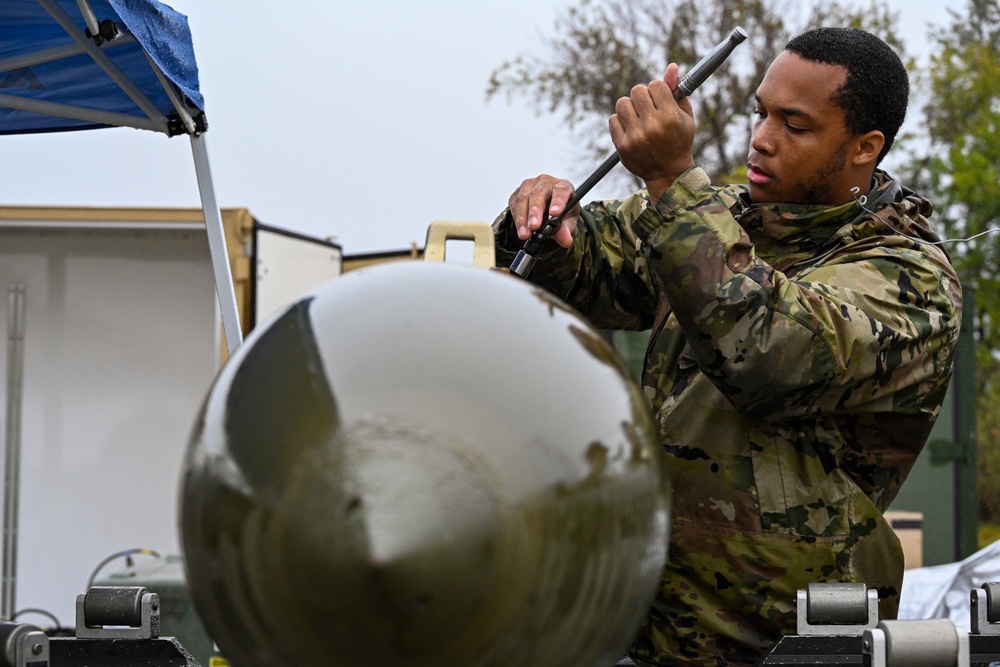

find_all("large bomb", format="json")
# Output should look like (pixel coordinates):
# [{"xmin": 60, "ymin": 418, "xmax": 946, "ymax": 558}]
[{"xmin": 179, "ymin": 260, "xmax": 671, "ymax": 667}]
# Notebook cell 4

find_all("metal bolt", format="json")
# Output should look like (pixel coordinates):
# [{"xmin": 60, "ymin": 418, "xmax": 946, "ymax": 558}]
[{"xmin": 31, "ymin": 643, "xmax": 42, "ymax": 655}]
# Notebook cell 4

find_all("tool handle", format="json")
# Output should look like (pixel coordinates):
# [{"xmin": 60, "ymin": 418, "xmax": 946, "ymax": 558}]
[{"xmin": 510, "ymin": 26, "xmax": 747, "ymax": 277}]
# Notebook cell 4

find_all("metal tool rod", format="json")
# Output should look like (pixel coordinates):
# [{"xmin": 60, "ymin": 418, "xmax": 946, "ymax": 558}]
[{"xmin": 511, "ymin": 26, "xmax": 748, "ymax": 277}]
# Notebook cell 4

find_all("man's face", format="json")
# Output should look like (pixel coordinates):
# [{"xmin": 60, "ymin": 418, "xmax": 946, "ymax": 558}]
[{"xmin": 747, "ymin": 51, "xmax": 857, "ymax": 206}]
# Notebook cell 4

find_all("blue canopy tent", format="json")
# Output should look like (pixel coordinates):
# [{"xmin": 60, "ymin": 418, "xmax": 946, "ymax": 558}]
[{"xmin": 0, "ymin": 0, "xmax": 242, "ymax": 354}]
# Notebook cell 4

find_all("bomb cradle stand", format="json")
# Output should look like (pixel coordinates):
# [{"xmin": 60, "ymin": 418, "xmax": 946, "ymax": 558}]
[
  {"xmin": 509, "ymin": 26, "xmax": 748, "ymax": 278},
  {"xmin": 0, "ymin": 586, "xmax": 197, "ymax": 667},
  {"xmin": 5, "ymin": 582, "xmax": 998, "ymax": 667},
  {"xmin": 755, "ymin": 581, "xmax": 1000, "ymax": 667}
]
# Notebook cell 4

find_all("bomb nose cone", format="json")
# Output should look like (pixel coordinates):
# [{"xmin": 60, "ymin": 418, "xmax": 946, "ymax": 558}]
[
  {"xmin": 304, "ymin": 421, "xmax": 501, "ymax": 654},
  {"xmin": 180, "ymin": 260, "xmax": 671, "ymax": 667}
]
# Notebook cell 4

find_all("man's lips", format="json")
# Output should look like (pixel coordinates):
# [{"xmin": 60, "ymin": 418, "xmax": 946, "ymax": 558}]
[{"xmin": 747, "ymin": 165, "xmax": 774, "ymax": 185}]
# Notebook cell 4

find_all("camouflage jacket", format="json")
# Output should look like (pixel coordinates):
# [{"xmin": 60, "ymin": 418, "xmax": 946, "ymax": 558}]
[{"xmin": 493, "ymin": 168, "xmax": 962, "ymax": 666}]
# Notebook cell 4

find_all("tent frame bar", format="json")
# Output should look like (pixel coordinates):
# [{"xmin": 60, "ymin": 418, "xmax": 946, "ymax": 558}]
[
  {"xmin": 75, "ymin": 0, "xmax": 100, "ymax": 37},
  {"xmin": 0, "ymin": 92, "xmax": 164, "ymax": 132},
  {"xmin": 145, "ymin": 53, "xmax": 196, "ymax": 134},
  {"xmin": 0, "ymin": 34, "xmax": 134, "ymax": 75},
  {"xmin": 38, "ymin": 0, "xmax": 168, "ymax": 128}
]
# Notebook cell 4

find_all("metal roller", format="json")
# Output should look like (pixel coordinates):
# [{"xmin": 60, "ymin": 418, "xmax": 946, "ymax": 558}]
[
  {"xmin": 867, "ymin": 619, "xmax": 966, "ymax": 667},
  {"xmin": 83, "ymin": 586, "xmax": 146, "ymax": 627},
  {"xmin": 806, "ymin": 583, "xmax": 869, "ymax": 625},
  {"xmin": 985, "ymin": 582, "xmax": 1000, "ymax": 621},
  {"xmin": 76, "ymin": 586, "xmax": 159, "ymax": 640}
]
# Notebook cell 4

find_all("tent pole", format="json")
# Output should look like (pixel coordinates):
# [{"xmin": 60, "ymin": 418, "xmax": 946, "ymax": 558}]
[
  {"xmin": 2, "ymin": 284, "xmax": 26, "ymax": 620},
  {"xmin": 75, "ymin": 0, "xmax": 100, "ymax": 37},
  {"xmin": 190, "ymin": 133, "xmax": 242, "ymax": 355}
]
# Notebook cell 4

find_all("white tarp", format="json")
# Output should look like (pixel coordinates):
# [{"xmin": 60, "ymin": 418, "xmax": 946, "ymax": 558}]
[{"xmin": 898, "ymin": 539, "xmax": 1000, "ymax": 629}]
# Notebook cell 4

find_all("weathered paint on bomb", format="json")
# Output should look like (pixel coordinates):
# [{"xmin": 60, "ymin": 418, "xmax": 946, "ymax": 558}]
[{"xmin": 179, "ymin": 261, "xmax": 672, "ymax": 667}]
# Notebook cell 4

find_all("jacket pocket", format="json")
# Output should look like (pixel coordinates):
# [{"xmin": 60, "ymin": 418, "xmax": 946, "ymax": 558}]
[{"xmin": 748, "ymin": 421, "xmax": 852, "ymax": 537}]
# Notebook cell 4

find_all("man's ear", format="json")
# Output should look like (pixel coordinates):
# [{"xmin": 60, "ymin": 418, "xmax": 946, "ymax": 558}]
[{"xmin": 852, "ymin": 130, "xmax": 885, "ymax": 167}]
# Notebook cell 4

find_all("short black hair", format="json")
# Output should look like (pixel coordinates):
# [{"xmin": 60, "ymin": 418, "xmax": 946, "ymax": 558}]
[{"xmin": 785, "ymin": 27, "xmax": 908, "ymax": 164}]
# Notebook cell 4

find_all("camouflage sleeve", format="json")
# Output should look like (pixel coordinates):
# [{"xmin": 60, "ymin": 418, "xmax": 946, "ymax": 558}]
[
  {"xmin": 633, "ymin": 168, "xmax": 962, "ymax": 421},
  {"xmin": 492, "ymin": 194, "xmax": 660, "ymax": 331}
]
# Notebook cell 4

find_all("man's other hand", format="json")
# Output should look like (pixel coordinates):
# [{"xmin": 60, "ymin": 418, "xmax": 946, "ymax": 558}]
[
  {"xmin": 610, "ymin": 63, "xmax": 696, "ymax": 202},
  {"xmin": 508, "ymin": 174, "xmax": 580, "ymax": 249}
]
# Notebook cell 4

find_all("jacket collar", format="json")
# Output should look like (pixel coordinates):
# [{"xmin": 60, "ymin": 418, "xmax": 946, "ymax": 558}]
[{"xmin": 719, "ymin": 171, "xmax": 936, "ymax": 258}]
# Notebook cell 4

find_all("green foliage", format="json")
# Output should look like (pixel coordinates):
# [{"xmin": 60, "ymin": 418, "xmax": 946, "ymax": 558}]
[
  {"xmin": 919, "ymin": 0, "xmax": 1000, "ymax": 523},
  {"xmin": 486, "ymin": 0, "xmax": 906, "ymax": 185},
  {"xmin": 981, "ymin": 521, "xmax": 1000, "ymax": 550}
]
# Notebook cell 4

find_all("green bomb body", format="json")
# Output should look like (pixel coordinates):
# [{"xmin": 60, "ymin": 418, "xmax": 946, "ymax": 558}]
[{"xmin": 179, "ymin": 260, "xmax": 671, "ymax": 667}]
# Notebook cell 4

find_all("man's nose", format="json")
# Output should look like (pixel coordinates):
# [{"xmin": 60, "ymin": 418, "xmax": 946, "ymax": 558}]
[{"xmin": 750, "ymin": 120, "xmax": 775, "ymax": 155}]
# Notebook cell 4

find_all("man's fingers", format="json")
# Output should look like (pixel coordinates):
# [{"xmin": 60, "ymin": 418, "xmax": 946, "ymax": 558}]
[
  {"xmin": 662, "ymin": 62, "xmax": 680, "ymax": 89},
  {"xmin": 509, "ymin": 176, "xmax": 576, "ymax": 240},
  {"xmin": 615, "ymin": 84, "xmax": 657, "ymax": 133},
  {"xmin": 609, "ymin": 113, "xmax": 625, "ymax": 147},
  {"xmin": 661, "ymin": 63, "xmax": 694, "ymax": 116},
  {"xmin": 615, "ymin": 81, "xmax": 680, "ymax": 140},
  {"xmin": 648, "ymin": 79, "xmax": 675, "ymax": 108},
  {"xmin": 509, "ymin": 180, "xmax": 535, "ymax": 237},
  {"xmin": 554, "ymin": 214, "xmax": 578, "ymax": 248},
  {"xmin": 526, "ymin": 180, "xmax": 552, "ymax": 233},
  {"xmin": 630, "ymin": 83, "xmax": 657, "ymax": 117},
  {"xmin": 614, "ymin": 93, "xmax": 638, "ymax": 130},
  {"xmin": 548, "ymin": 180, "xmax": 575, "ymax": 219}
]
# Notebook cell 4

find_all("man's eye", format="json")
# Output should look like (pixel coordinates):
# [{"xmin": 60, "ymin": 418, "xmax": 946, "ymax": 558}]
[{"xmin": 786, "ymin": 124, "xmax": 806, "ymax": 134}]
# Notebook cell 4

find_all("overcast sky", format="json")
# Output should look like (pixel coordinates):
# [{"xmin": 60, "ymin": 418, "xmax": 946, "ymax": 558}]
[{"xmin": 1, "ymin": 0, "xmax": 963, "ymax": 254}]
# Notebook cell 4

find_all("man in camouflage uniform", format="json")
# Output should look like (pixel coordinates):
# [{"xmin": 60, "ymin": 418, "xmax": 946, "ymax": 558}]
[{"xmin": 492, "ymin": 27, "xmax": 961, "ymax": 666}]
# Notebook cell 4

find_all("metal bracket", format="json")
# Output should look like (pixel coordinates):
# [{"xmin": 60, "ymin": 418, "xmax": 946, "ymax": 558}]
[
  {"xmin": 75, "ymin": 586, "xmax": 160, "ymax": 640},
  {"xmin": 423, "ymin": 221, "xmax": 495, "ymax": 268},
  {"xmin": 0, "ymin": 621, "xmax": 49, "ymax": 667},
  {"xmin": 863, "ymin": 626, "xmax": 888, "ymax": 667},
  {"xmin": 796, "ymin": 582, "xmax": 879, "ymax": 636},
  {"xmin": 972, "ymin": 582, "xmax": 1000, "ymax": 635}
]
